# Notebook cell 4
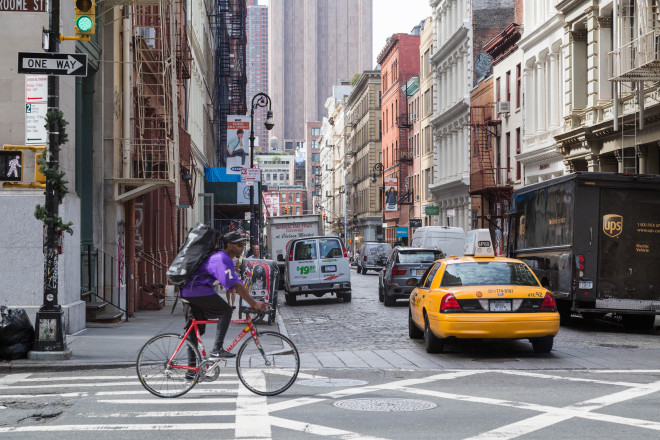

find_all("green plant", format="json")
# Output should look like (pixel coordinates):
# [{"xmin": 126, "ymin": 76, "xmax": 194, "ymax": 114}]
[{"xmin": 34, "ymin": 110, "xmax": 74, "ymax": 235}]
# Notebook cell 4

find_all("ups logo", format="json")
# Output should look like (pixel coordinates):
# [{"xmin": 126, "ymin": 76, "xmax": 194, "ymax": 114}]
[{"xmin": 603, "ymin": 214, "xmax": 623, "ymax": 238}]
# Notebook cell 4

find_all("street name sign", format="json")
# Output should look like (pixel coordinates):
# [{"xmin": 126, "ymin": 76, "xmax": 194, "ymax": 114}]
[
  {"xmin": 18, "ymin": 52, "xmax": 88, "ymax": 77},
  {"xmin": 0, "ymin": 0, "xmax": 46, "ymax": 12}
]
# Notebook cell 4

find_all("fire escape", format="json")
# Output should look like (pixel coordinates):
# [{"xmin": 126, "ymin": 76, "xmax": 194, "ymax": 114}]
[
  {"xmin": 211, "ymin": 0, "xmax": 247, "ymax": 166},
  {"xmin": 609, "ymin": 0, "xmax": 660, "ymax": 173},
  {"xmin": 468, "ymin": 104, "xmax": 512, "ymax": 231}
]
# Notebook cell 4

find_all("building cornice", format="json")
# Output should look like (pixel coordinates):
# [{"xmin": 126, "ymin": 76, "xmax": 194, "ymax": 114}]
[
  {"xmin": 431, "ymin": 25, "xmax": 469, "ymax": 65},
  {"xmin": 516, "ymin": 144, "xmax": 563, "ymax": 165},
  {"xmin": 430, "ymin": 98, "xmax": 469, "ymax": 128},
  {"xmin": 429, "ymin": 175, "xmax": 469, "ymax": 195},
  {"xmin": 518, "ymin": 15, "xmax": 564, "ymax": 52}
]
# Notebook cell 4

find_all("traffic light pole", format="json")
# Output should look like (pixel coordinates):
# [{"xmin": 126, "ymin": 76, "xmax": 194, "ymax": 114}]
[{"xmin": 31, "ymin": 0, "xmax": 70, "ymax": 356}]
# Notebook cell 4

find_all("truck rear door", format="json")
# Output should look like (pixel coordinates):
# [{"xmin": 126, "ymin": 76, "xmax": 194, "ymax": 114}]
[
  {"xmin": 598, "ymin": 188, "xmax": 660, "ymax": 306},
  {"xmin": 318, "ymin": 238, "xmax": 350, "ymax": 284},
  {"xmin": 289, "ymin": 239, "xmax": 320, "ymax": 287}
]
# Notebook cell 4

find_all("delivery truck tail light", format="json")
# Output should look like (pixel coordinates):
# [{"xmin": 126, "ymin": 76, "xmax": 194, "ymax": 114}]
[
  {"xmin": 342, "ymin": 246, "xmax": 348, "ymax": 258},
  {"xmin": 575, "ymin": 255, "xmax": 585, "ymax": 270},
  {"xmin": 288, "ymin": 248, "xmax": 294, "ymax": 262}
]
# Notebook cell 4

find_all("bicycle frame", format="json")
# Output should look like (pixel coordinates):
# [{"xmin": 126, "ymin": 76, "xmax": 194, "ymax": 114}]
[{"xmin": 168, "ymin": 316, "xmax": 263, "ymax": 374}]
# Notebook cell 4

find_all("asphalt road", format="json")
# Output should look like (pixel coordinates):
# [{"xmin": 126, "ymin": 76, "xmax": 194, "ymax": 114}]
[{"xmin": 1, "ymin": 267, "xmax": 660, "ymax": 439}]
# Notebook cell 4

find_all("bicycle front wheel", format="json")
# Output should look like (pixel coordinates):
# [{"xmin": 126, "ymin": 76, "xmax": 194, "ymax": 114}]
[
  {"xmin": 136, "ymin": 333, "xmax": 201, "ymax": 398},
  {"xmin": 236, "ymin": 331, "xmax": 300, "ymax": 396}
]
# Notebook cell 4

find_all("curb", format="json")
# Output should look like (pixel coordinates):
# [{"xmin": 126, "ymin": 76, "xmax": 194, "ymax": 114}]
[{"xmin": 0, "ymin": 361, "xmax": 136, "ymax": 373}]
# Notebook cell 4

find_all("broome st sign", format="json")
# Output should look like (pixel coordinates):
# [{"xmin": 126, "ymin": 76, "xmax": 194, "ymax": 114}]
[
  {"xmin": 0, "ymin": 0, "xmax": 46, "ymax": 12},
  {"xmin": 18, "ymin": 52, "xmax": 88, "ymax": 77}
]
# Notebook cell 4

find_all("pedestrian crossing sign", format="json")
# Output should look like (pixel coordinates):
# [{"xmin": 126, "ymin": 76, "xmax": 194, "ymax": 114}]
[{"xmin": 0, "ymin": 150, "xmax": 23, "ymax": 182}]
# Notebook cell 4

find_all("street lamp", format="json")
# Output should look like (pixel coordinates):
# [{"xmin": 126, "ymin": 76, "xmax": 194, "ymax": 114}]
[
  {"xmin": 249, "ymin": 92, "xmax": 274, "ymax": 250},
  {"xmin": 372, "ymin": 163, "xmax": 386, "ymax": 231}
]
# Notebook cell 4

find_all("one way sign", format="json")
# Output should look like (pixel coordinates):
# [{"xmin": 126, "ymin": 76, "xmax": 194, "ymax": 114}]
[{"xmin": 18, "ymin": 52, "xmax": 88, "ymax": 77}]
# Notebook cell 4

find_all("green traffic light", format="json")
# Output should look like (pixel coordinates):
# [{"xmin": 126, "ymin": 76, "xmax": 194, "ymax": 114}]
[{"xmin": 76, "ymin": 16, "xmax": 93, "ymax": 32}]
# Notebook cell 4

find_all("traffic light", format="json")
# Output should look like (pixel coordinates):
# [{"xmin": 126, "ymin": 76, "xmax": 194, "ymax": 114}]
[
  {"xmin": 0, "ymin": 151, "xmax": 23, "ymax": 182},
  {"xmin": 75, "ymin": 0, "xmax": 96, "ymax": 36},
  {"xmin": 322, "ymin": 212, "xmax": 327, "ymax": 221}
]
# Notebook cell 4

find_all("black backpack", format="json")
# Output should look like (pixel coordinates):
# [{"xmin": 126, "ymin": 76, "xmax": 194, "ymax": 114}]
[{"xmin": 167, "ymin": 223, "xmax": 220, "ymax": 288}]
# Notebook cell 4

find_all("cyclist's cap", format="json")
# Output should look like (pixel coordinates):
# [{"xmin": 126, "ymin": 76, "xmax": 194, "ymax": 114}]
[{"xmin": 223, "ymin": 230, "xmax": 247, "ymax": 244}]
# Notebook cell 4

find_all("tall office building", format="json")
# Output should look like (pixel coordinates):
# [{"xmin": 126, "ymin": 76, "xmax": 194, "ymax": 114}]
[
  {"xmin": 268, "ymin": 0, "xmax": 372, "ymax": 151},
  {"xmin": 246, "ymin": 0, "xmax": 269, "ymax": 154}
]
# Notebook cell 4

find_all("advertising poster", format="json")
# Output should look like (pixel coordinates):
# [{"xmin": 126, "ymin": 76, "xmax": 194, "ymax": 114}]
[
  {"xmin": 241, "ymin": 259, "xmax": 274, "ymax": 302},
  {"xmin": 385, "ymin": 177, "xmax": 398, "ymax": 212},
  {"xmin": 262, "ymin": 191, "xmax": 280, "ymax": 217},
  {"xmin": 226, "ymin": 115, "xmax": 250, "ymax": 175}
]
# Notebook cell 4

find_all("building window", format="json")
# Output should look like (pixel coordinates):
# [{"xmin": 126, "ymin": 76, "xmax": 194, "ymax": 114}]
[
  {"xmin": 289, "ymin": 193, "xmax": 293, "ymax": 202},
  {"xmin": 296, "ymin": 206, "xmax": 301, "ymax": 215},
  {"xmin": 281, "ymin": 193, "xmax": 286, "ymax": 202},
  {"xmin": 496, "ymin": 77, "xmax": 501, "ymax": 102},
  {"xmin": 516, "ymin": 128, "xmax": 521, "ymax": 180},
  {"xmin": 516, "ymin": 63, "xmax": 521, "ymax": 108},
  {"xmin": 296, "ymin": 192, "xmax": 300, "ymax": 202},
  {"xmin": 506, "ymin": 70, "xmax": 511, "ymax": 103}
]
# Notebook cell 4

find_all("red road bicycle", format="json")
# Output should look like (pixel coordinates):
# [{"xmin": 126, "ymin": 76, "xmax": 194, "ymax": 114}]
[{"xmin": 136, "ymin": 313, "xmax": 300, "ymax": 397}]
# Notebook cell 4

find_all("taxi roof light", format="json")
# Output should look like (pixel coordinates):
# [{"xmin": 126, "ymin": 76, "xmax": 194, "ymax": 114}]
[
  {"xmin": 463, "ymin": 229, "xmax": 494, "ymax": 257},
  {"xmin": 539, "ymin": 293, "xmax": 557, "ymax": 312},
  {"xmin": 440, "ymin": 293, "xmax": 462, "ymax": 312}
]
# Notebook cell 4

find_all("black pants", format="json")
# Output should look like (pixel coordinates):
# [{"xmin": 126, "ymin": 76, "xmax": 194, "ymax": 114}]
[
  {"xmin": 183, "ymin": 294, "xmax": 233, "ymax": 363},
  {"xmin": 228, "ymin": 149, "xmax": 247, "ymax": 165}
]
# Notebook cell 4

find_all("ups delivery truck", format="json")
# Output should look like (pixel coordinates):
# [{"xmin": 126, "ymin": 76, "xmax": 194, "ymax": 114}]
[{"xmin": 508, "ymin": 173, "xmax": 660, "ymax": 330}]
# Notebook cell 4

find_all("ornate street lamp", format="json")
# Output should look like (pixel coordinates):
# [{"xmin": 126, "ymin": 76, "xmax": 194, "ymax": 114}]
[
  {"xmin": 249, "ymin": 92, "xmax": 274, "ymax": 250},
  {"xmin": 371, "ymin": 162, "xmax": 386, "ymax": 230}
]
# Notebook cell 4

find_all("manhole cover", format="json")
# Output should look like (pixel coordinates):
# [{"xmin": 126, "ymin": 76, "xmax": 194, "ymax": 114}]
[
  {"xmin": 334, "ymin": 398, "xmax": 436, "ymax": 412},
  {"xmin": 297, "ymin": 378, "xmax": 368, "ymax": 387}
]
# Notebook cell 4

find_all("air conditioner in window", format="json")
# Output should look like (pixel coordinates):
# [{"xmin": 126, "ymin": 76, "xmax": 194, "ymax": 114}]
[
  {"xmin": 409, "ymin": 113, "xmax": 417, "ymax": 121},
  {"xmin": 415, "ymin": 194, "xmax": 420, "ymax": 200},
  {"xmin": 496, "ymin": 101, "xmax": 510, "ymax": 115}
]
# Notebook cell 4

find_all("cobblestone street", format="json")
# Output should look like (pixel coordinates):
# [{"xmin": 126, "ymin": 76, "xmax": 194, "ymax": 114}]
[{"xmin": 277, "ymin": 266, "xmax": 660, "ymax": 367}]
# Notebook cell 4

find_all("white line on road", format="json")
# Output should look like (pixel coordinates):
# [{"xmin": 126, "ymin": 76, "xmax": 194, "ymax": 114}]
[
  {"xmin": 269, "ymin": 416, "xmax": 391, "ymax": 439},
  {"xmin": 80, "ymin": 410, "xmax": 236, "ymax": 418},
  {"xmin": 97, "ymin": 398, "xmax": 235, "ymax": 404},
  {"xmin": 0, "ymin": 392, "xmax": 88, "ymax": 399},
  {"xmin": 0, "ymin": 373, "xmax": 32, "ymax": 386},
  {"xmin": 235, "ymin": 371, "xmax": 271, "ymax": 439},
  {"xmin": 496, "ymin": 370, "xmax": 659, "ymax": 388},
  {"xmin": 0, "ymin": 423, "xmax": 235, "ymax": 433},
  {"xmin": 96, "ymin": 387, "xmax": 237, "ymax": 396}
]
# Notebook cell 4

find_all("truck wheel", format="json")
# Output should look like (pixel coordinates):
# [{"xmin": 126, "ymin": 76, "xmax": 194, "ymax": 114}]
[
  {"xmin": 362, "ymin": 268, "xmax": 368, "ymax": 275},
  {"xmin": 286, "ymin": 293, "xmax": 297, "ymax": 306},
  {"xmin": 557, "ymin": 300, "xmax": 572, "ymax": 324},
  {"xmin": 622, "ymin": 314, "xmax": 656, "ymax": 331},
  {"xmin": 343, "ymin": 292, "xmax": 352, "ymax": 303},
  {"xmin": 530, "ymin": 335, "xmax": 554, "ymax": 353}
]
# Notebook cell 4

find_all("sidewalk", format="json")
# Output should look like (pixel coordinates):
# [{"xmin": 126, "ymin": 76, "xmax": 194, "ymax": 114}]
[{"xmin": 0, "ymin": 298, "xmax": 283, "ymax": 372}]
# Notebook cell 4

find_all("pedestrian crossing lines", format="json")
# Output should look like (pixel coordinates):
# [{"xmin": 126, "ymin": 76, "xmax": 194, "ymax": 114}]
[{"xmin": 0, "ymin": 372, "xmax": 256, "ymax": 436}]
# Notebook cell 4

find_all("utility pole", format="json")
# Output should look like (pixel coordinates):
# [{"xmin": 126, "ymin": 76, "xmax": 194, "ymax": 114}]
[{"xmin": 31, "ymin": 0, "xmax": 70, "ymax": 357}]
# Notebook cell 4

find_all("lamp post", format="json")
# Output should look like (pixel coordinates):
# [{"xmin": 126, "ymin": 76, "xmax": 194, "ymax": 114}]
[
  {"xmin": 372, "ymin": 163, "xmax": 386, "ymax": 239},
  {"xmin": 249, "ymin": 92, "xmax": 274, "ymax": 250}
]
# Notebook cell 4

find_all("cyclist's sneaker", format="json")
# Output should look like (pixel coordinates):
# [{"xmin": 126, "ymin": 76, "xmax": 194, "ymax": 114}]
[{"xmin": 209, "ymin": 349, "xmax": 236, "ymax": 359}]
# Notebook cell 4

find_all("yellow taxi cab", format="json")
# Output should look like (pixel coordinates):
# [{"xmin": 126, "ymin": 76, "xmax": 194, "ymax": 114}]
[{"xmin": 408, "ymin": 229, "xmax": 560, "ymax": 354}]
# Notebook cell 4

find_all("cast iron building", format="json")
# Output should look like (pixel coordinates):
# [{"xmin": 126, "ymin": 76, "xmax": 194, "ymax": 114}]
[
  {"xmin": 246, "ymin": 0, "xmax": 269, "ymax": 154},
  {"xmin": 268, "ymin": 0, "xmax": 373, "ymax": 151}
]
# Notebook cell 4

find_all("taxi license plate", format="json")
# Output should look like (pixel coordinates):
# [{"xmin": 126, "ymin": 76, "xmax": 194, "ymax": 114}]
[
  {"xmin": 489, "ymin": 300, "xmax": 511, "ymax": 312},
  {"xmin": 416, "ymin": 269, "xmax": 426, "ymax": 275}
]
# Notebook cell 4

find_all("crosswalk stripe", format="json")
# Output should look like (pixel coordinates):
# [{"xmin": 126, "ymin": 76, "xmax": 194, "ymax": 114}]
[
  {"xmin": 97, "ymin": 398, "xmax": 235, "ymax": 404},
  {"xmin": 0, "ymin": 392, "xmax": 88, "ymax": 399},
  {"xmin": 80, "ymin": 410, "xmax": 236, "ymax": 418},
  {"xmin": 95, "ymin": 387, "xmax": 237, "ymax": 396},
  {"xmin": 0, "ymin": 423, "xmax": 235, "ymax": 433}
]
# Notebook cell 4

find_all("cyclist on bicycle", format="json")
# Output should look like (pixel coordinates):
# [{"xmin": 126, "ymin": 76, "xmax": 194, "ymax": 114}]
[{"xmin": 180, "ymin": 229, "xmax": 269, "ymax": 365}]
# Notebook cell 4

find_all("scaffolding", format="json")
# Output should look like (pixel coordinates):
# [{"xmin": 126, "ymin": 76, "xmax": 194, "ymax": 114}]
[
  {"xmin": 468, "ymin": 104, "xmax": 512, "ymax": 232},
  {"xmin": 609, "ymin": 0, "xmax": 660, "ymax": 173}
]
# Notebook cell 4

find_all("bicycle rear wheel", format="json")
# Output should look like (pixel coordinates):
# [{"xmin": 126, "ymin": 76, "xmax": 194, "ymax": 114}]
[
  {"xmin": 236, "ymin": 331, "xmax": 300, "ymax": 396},
  {"xmin": 136, "ymin": 333, "xmax": 201, "ymax": 398}
]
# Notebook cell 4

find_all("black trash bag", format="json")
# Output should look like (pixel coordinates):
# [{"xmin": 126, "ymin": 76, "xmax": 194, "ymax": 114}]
[{"xmin": 0, "ymin": 306, "xmax": 35, "ymax": 359}]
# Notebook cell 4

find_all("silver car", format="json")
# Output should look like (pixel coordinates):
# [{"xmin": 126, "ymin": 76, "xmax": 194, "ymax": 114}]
[
  {"xmin": 356, "ymin": 242, "xmax": 392, "ymax": 274},
  {"xmin": 378, "ymin": 247, "xmax": 444, "ymax": 306}
]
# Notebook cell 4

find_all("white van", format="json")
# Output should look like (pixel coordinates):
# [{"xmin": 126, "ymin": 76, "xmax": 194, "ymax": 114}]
[
  {"xmin": 283, "ymin": 236, "xmax": 352, "ymax": 305},
  {"xmin": 410, "ymin": 226, "xmax": 465, "ymax": 256}
]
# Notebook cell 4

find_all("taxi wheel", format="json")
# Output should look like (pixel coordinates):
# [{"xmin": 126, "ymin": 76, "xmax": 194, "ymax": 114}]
[
  {"xmin": 423, "ymin": 316, "xmax": 444, "ymax": 353},
  {"xmin": 530, "ymin": 335, "xmax": 554, "ymax": 353},
  {"xmin": 408, "ymin": 310, "xmax": 423, "ymax": 339}
]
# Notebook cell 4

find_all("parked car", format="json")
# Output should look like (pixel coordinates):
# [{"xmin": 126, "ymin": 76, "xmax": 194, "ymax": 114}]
[
  {"xmin": 378, "ymin": 247, "xmax": 444, "ymax": 306},
  {"xmin": 410, "ymin": 226, "xmax": 465, "ymax": 256},
  {"xmin": 355, "ymin": 242, "xmax": 392, "ymax": 274},
  {"xmin": 282, "ymin": 236, "xmax": 351, "ymax": 305},
  {"xmin": 408, "ymin": 229, "xmax": 560, "ymax": 354}
]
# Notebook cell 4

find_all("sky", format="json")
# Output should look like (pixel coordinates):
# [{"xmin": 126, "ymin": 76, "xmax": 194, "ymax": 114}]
[{"xmin": 372, "ymin": 0, "xmax": 432, "ymax": 67}]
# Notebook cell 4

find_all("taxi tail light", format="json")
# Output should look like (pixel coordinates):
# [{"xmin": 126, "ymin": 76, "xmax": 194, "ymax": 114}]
[
  {"xmin": 440, "ymin": 293, "xmax": 462, "ymax": 312},
  {"xmin": 288, "ymin": 248, "xmax": 294, "ymax": 262},
  {"xmin": 342, "ymin": 246, "xmax": 348, "ymax": 258},
  {"xmin": 391, "ymin": 266, "xmax": 406, "ymax": 275},
  {"xmin": 575, "ymin": 255, "xmax": 585, "ymax": 270},
  {"xmin": 539, "ymin": 293, "xmax": 557, "ymax": 312}
]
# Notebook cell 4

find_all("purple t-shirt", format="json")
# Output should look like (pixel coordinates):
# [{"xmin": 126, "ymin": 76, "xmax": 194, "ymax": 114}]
[{"xmin": 180, "ymin": 251, "xmax": 241, "ymax": 298}]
